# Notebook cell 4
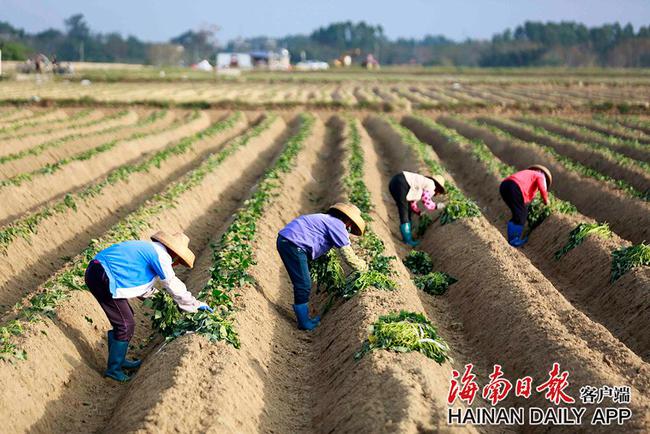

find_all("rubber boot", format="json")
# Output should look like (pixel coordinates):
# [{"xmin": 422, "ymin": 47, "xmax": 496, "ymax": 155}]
[
  {"xmin": 104, "ymin": 338, "xmax": 131, "ymax": 382},
  {"xmin": 108, "ymin": 330, "xmax": 142, "ymax": 370},
  {"xmin": 399, "ymin": 222, "xmax": 421, "ymax": 247},
  {"xmin": 293, "ymin": 303, "xmax": 320, "ymax": 331},
  {"xmin": 507, "ymin": 221, "xmax": 528, "ymax": 247}
]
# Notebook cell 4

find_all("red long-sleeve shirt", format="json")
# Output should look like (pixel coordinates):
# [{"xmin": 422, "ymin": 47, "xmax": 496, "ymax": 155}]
[{"xmin": 505, "ymin": 170, "xmax": 549, "ymax": 204}]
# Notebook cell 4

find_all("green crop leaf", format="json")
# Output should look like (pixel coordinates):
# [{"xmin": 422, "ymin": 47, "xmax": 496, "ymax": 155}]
[{"xmin": 355, "ymin": 310, "xmax": 450, "ymax": 364}]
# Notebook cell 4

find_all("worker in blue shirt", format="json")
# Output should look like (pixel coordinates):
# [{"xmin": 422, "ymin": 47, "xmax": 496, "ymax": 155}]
[{"xmin": 85, "ymin": 231, "xmax": 212, "ymax": 382}]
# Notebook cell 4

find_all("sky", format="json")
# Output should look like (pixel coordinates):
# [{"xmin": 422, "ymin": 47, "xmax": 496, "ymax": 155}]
[{"xmin": 2, "ymin": 0, "xmax": 649, "ymax": 43}]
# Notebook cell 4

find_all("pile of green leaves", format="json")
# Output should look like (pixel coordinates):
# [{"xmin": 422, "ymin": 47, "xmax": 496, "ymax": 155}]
[
  {"xmin": 394, "ymin": 117, "xmax": 481, "ymax": 227},
  {"xmin": 311, "ymin": 250, "xmax": 345, "ymax": 293},
  {"xmin": 555, "ymin": 222, "xmax": 612, "ymax": 259},
  {"xmin": 527, "ymin": 194, "xmax": 577, "ymax": 229},
  {"xmin": 611, "ymin": 243, "xmax": 650, "ymax": 282},
  {"xmin": 403, "ymin": 250, "xmax": 433, "ymax": 275},
  {"xmin": 0, "ymin": 113, "xmax": 280, "ymax": 359},
  {"xmin": 355, "ymin": 310, "xmax": 450, "ymax": 364},
  {"xmin": 414, "ymin": 272, "xmax": 458, "ymax": 295}
]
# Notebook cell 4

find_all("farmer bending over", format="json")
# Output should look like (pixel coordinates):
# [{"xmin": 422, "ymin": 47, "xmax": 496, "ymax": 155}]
[
  {"xmin": 277, "ymin": 203, "xmax": 368, "ymax": 331},
  {"xmin": 388, "ymin": 171, "xmax": 446, "ymax": 247},
  {"xmin": 499, "ymin": 165, "xmax": 552, "ymax": 247},
  {"xmin": 85, "ymin": 231, "xmax": 212, "ymax": 382}
]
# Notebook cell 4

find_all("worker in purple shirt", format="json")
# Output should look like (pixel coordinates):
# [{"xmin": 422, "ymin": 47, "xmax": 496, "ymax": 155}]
[{"xmin": 277, "ymin": 203, "xmax": 368, "ymax": 330}]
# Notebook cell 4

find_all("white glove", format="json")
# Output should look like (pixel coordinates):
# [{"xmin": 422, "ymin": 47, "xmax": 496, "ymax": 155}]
[{"xmin": 436, "ymin": 202, "xmax": 446, "ymax": 210}]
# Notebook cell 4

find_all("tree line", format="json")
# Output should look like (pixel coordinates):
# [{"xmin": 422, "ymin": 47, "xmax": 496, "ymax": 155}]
[{"xmin": 1, "ymin": 15, "xmax": 649, "ymax": 67}]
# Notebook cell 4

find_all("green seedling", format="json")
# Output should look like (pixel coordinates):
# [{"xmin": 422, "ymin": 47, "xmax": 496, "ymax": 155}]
[
  {"xmin": 611, "ymin": 243, "xmax": 650, "ymax": 282},
  {"xmin": 555, "ymin": 222, "xmax": 612, "ymax": 259}
]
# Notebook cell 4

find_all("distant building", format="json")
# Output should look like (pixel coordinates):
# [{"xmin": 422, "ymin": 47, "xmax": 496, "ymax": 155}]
[{"xmin": 216, "ymin": 53, "xmax": 252, "ymax": 70}]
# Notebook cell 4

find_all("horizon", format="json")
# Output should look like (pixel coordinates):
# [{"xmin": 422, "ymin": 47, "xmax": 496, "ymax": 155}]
[{"xmin": 2, "ymin": 0, "xmax": 650, "ymax": 44}]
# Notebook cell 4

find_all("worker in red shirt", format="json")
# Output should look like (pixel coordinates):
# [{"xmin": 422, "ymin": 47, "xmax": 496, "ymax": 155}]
[{"xmin": 499, "ymin": 165, "xmax": 552, "ymax": 247}]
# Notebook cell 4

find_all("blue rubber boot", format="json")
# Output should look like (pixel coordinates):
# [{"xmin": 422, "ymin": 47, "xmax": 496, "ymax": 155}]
[
  {"xmin": 293, "ymin": 303, "xmax": 320, "ymax": 331},
  {"xmin": 108, "ymin": 330, "xmax": 142, "ymax": 370},
  {"xmin": 507, "ymin": 221, "xmax": 528, "ymax": 247},
  {"xmin": 399, "ymin": 222, "xmax": 421, "ymax": 247},
  {"xmin": 104, "ymin": 338, "xmax": 131, "ymax": 382}
]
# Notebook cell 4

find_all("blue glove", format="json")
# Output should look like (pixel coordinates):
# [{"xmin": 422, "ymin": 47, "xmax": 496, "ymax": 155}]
[{"xmin": 198, "ymin": 304, "xmax": 214, "ymax": 313}]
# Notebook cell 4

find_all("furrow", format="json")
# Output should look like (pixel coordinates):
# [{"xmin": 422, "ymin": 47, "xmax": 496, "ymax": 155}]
[
  {"xmin": 0, "ymin": 113, "xmax": 290, "ymax": 434},
  {"xmin": 0, "ymin": 110, "xmax": 210, "ymax": 223},
  {"xmin": 438, "ymin": 116, "xmax": 650, "ymax": 244},
  {"xmin": 369, "ymin": 115, "xmax": 649, "ymax": 431},
  {"xmin": 0, "ymin": 112, "xmax": 250, "ymax": 315}
]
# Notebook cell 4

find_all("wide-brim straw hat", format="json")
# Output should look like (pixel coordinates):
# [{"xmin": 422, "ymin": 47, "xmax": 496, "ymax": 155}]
[
  {"xmin": 151, "ymin": 231, "xmax": 195, "ymax": 268},
  {"xmin": 528, "ymin": 164, "xmax": 553, "ymax": 187},
  {"xmin": 429, "ymin": 174, "xmax": 447, "ymax": 194},
  {"xmin": 328, "ymin": 203, "xmax": 366, "ymax": 236}
]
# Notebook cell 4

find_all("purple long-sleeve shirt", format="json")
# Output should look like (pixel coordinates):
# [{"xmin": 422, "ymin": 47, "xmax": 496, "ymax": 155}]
[{"xmin": 278, "ymin": 213, "xmax": 351, "ymax": 260}]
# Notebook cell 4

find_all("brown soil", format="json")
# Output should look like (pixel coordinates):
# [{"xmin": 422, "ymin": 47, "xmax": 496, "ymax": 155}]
[
  {"xmin": 0, "ymin": 110, "xmax": 142, "ymax": 176},
  {"xmin": 505, "ymin": 117, "xmax": 650, "ymax": 193},
  {"xmin": 366, "ymin": 115, "xmax": 649, "ymax": 432},
  {"xmin": 0, "ymin": 113, "xmax": 254, "ymax": 315},
  {"xmin": 0, "ymin": 110, "xmax": 211, "ymax": 224},
  {"xmin": 441, "ymin": 116, "xmax": 650, "ymax": 245},
  {"xmin": 405, "ymin": 115, "xmax": 650, "ymax": 361},
  {"xmin": 0, "ymin": 112, "xmax": 291, "ymax": 434},
  {"xmin": 570, "ymin": 118, "xmax": 650, "ymax": 146}
]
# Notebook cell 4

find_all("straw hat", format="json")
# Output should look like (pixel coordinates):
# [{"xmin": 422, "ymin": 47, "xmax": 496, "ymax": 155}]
[
  {"xmin": 328, "ymin": 203, "xmax": 366, "ymax": 236},
  {"xmin": 428, "ymin": 174, "xmax": 447, "ymax": 194},
  {"xmin": 151, "ymin": 231, "xmax": 195, "ymax": 268},
  {"xmin": 528, "ymin": 164, "xmax": 553, "ymax": 187}
]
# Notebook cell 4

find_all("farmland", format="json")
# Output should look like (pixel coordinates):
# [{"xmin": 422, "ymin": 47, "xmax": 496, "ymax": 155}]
[{"xmin": 0, "ymin": 68, "xmax": 648, "ymax": 433}]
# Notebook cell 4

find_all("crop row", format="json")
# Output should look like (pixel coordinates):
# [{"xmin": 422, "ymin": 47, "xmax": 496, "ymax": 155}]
[
  {"xmin": 146, "ymin": 114, "xmax": 314, "ymax": 346},
  {"xmin": 0, "ymin": 112, "xmax": 260, "ymax": 359},
  {"xmin": 479, "ymin": 117, "xmax": 650, "ymax": 202},
  {"xmin": 0, "ymin": 109, "xmax": 132, "ymax": 165},
  {"xmin": 0, "ymin": 110, "xmax": 173, "ymax": 188},
  {"xmin": 0, "ymin": 112, "xmax": 242, "ymax": 251},
  {"xmin": 431, "ymin": 116, "xmax": 649, "ymax": 280}
]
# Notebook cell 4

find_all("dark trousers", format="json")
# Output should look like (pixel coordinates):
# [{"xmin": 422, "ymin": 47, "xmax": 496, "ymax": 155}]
[
  {"xmin": 499, "ymin": 179, "xmax": 527, "ymax": 226},
  {"xmin": 85, "ymin": 260, "xmax": 136, "ymax": 341},
  {"xmin": 389, "ymin": 173, "xmax": 412, "ymax": 224},
  {"xmin": 276, "ymin": 235, "xmax": 312, "ymax": 305}
]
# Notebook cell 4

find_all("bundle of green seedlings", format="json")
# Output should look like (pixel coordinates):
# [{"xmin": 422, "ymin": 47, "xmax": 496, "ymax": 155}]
[
  {"xmin": 387, "ymin": 117, "xmax": 481, "ymax": 229},
  {"xmin": 354, "ymin": 310, "xmax": 450, "ymax": 364},
  {"xmin": 311, "ymin": 119, "xmax": 396, "ymax": 307},
  {"xmin": 555, "ymin": 222, "xmax": 612, "ymax": 259},
  {"xmin": 0, "ymin": 109, "xmax": 176, "ymax": 188},
  {"xmin": 492, "ymin": 118, "xmax": 649, "ymax": 201},
  {"xmin": 0, "ymin": 112, "xmax": 242, "ymax": 250},
  {"xmin": 611, "ymin": 242, "xmax": 650, "ymax": 282},
  {"xmin": 0, "ymin": 113, "xmax": 277, "ymax": 359},
  {"xmin": 145, "ymin": 114, "xmax": 313, "ymax": 346},
  {"xmin": 403, "ymin": 250, "xmax": 457, "ymax": 296},
  {"xmin": 0, "ymin": 109, "xmax": 134, "ymax": 165}
]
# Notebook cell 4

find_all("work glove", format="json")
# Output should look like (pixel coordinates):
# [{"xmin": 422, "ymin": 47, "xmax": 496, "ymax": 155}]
[
  {"xmin": 339, "ymin": 245, "xmax": 368, "ymax": 273},
  {"xmin": 197, "ymin": 303, "xmax": 214, "ymax": 313},
  {"xmin": 436, "ymin": 202, "xmax": 446, "ymax": 210}
]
